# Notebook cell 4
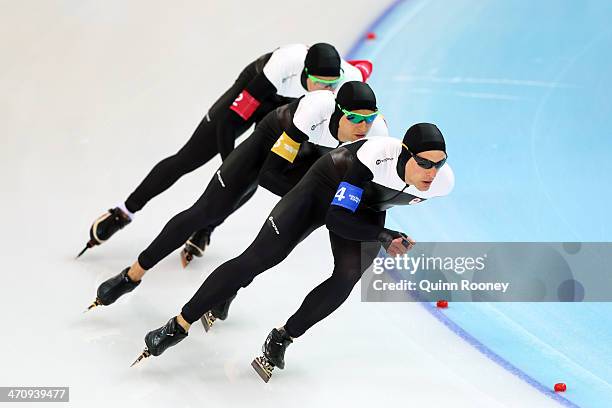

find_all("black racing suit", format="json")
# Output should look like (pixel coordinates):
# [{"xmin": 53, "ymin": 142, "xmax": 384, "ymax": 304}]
[
  {"xmin": 180, "ymin": 141, "xmax": 412, "ymax": 337},
  {"xmin": 124, "ymin": 53, "xmax": 294, "ymax": 213},
  {"xmin": 137, "ymin": 100, "xmax": 335, "ymax": 270}
]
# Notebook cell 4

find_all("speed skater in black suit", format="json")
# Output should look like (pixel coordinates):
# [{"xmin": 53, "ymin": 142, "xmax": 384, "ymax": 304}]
[
  {"xmin": 86, "ymin": 82, "xmax": 388, "ymax": 322},
  {"xmin": 131, "ymin": 123, "xmax": 454, "ymax": 382},
  {"xmin": 77, "ymin": 43, "xmax": 374, "ymax": 257}
]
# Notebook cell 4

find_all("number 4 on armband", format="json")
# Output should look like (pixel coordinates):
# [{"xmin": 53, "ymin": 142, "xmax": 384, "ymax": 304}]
[
  {"xmin": 334, "ymin": 187, "xmax": 347, "ymax": 201},
  {"xmin": 331, "ymin": 182, "xmax": 362, "ymax": 212}
]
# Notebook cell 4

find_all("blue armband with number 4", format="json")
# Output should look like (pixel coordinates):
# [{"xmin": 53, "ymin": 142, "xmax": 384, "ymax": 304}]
[{"xmin": 331, "ymin": 182, "xmax": 363, "ymax": 212}]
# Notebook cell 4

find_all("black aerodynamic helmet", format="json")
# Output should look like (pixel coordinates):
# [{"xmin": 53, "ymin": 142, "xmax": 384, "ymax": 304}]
[
  {"xmin": 304, "ymin": 42, "xmax": 341, "ymax": 77},
  {"xmin": 300, "ymin": 43, "xmax": 342, "ymax": 89},
  {"xmin": 329, "ymin": 81, "xmax": 378, "ymax": 139},
  {"xmin": 397, "ymin": 123, "xmax": 447, "ymax": 179},
  {"xmin": 402, "ymin": 123, "xmax": 446, "ymax": 154},
  {"xmin": 335, "ymin": 81, "xmax": 377, "ymax": 111}
]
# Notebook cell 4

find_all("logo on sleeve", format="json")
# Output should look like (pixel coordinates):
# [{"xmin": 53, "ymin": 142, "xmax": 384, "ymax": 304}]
[
  {"xmin": 268, "ymin": 217, "xmax": 280, "ymax": 235},
  {"xmin": 376, "ymin": 157, "xmax": 394, "ymax": 165},
  {"xmin": 310, "ymin": 119, "xmax": 327, "ymax": 131},
  {"xmin": 281, "ymin": 73, "xmax": 299, "ymax": 83},
  {"xmin": 216, "ymin": 170, "xmax": 226, "ymax": 187}
]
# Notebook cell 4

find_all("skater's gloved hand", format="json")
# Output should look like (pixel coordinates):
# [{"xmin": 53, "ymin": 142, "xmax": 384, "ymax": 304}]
[{"xmin": 378, "ymin": 229, "xmax": 415, "ymax": 257}]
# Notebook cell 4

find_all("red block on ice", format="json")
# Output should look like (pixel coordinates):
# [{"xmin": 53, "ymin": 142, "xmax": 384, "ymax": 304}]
[{"xmin": 436, "ymin": 300, "xmax": 449, "ymax": 308}]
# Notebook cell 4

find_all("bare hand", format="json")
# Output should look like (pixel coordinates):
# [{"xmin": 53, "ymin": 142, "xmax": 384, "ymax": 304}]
[{"xmin": 386, "ymin": 235, "xmax": 415, "ymax": 257}]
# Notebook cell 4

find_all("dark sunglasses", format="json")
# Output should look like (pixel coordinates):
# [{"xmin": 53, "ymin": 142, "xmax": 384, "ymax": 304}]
[{"xmin": 404, "ymin": 145, "xmax": 447, "ymax": 170}]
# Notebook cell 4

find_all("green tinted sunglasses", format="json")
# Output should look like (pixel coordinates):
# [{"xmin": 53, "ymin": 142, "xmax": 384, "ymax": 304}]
[
  {"xmin": 305, "ymin": 68, "xmax": 344, "ymax": 88},
  {"xmin": 338, "ymin": 104, "xmax": 379, "ymax": 124}
]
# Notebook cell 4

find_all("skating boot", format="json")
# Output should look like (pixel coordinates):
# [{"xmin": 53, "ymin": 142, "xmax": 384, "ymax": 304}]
[
  {"xmin": 200, "ymin": 294, "xmax": 236, "ymax": 332},
  {"xmin": 180, "ymin": 228, "xmax": 212, "ymax": 267},
  {"xmin": 131, "ymin": 317, "xmax": 188, "ymax": 366},
  {"xmin": 77, "ymin": 207, "xmax": 131, "ymax": 257},
  {"xmin": 85, "ymin": 268, "xmax": 140, "ymax": 311},
  {"xmin": 251, "ymin": 328, "xmax": 293, "ymax": 382}
]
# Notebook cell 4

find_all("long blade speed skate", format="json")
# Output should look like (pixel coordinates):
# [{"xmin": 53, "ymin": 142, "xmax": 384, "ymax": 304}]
[
  {"xmin": 83, "ymin": 268, "xmax": 140, "ymax": 312},
  {"xmin": 251, "ymin": 328, "xmax": 293, "ymax": 382},
  {"xmin": 130, "ymin": 349, "xmax": 151, "ymax": 367},
  {"xmin": 251, "ymin": 356, "xmax": 275, "ymax": 383},
  {"xmin": 200, "ymin": 311, "xmax": 216, "ymax": 332},
  {"xmin": 199, "ymin": 295, "xmax": 236, "ymax": 332},
  {"xmin": 131, "ymin": 317, "xmax": 188, "ymax": 366},
  {"xmin": 180, "ymin": 229, "xmax": 211, "ymax": 267},
  {"xmin": 77, "ymin": 208, "xmax": 131, "ymax": 258},
  {"xmin": 84, "ymin": 299, "xmax": 102, "ymax": 313}
]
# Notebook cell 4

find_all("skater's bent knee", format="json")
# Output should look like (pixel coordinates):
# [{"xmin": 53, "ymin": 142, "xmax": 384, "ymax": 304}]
[{"xmin": 333, "ymin": 268, "xmax": 363, "ymax": 287}]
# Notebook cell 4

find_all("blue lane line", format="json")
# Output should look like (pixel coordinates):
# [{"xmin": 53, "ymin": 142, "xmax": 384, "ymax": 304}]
[
  {"xmin": 347, "ymin": 2, "xmax": 579, "ymax": 407},
  {"xmin": 346, "ymin": 0, "xmax": 407, "ymax": 60},
  {"xmin": 419, "ymin": 301, "xmax": 580, "ymax": 407},
  {"xmin": 383, "ymin": 269, "xmax": 580, "ymax": 407}
]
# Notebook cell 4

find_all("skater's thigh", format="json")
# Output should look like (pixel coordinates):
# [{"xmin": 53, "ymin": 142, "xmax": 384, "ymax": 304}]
[
  {"xmin": 272, "ymin": 182, "xmax": 326, "ymax": 234},
  {"xmin": 218, "ymin": 128, "xmax": 271, "ymax": 183},
  {"xmin": 329, "ymin": 234, "xmax": 381, "ymax": 273},
  {"xmin": 241, "ymin": 187, "xmax": 324, "ymax": 269},
  {"xmin": 189, "ymin": 129, "xmax": 270, "ymax": 208},
  {"xmin": 175, "ymin": 118, "xmax": 217, "ymax": 162},
  {"xmin": 329, "ymin": 211, "xmax": 385, "ymax": 275}
]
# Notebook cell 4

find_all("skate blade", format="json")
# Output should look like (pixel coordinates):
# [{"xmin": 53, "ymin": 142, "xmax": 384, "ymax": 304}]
[
  {"xmin": 76, "ymin": 241, "xmax": 94, "ymax": 259},
  {"xmin": 200, "ymin": 312, "xmax": 216, "ymax": 332},
  {"xmin": 130, "ymin": 349, "xmax": 151, "ymax": 367},
  {"xmin": 83, "ymin": 299, "xmax": 102, "ymax": 313},
  {"xmin": 251, "ymin": 357, "xmax": 273, "ymax": 383},
  {"xmin": 76, "ymin": 246, "xmax": 89, "ymax": 259},
  {"xmin": 180, "ymin": 250, "xmax": 192, "ymax": 268}
]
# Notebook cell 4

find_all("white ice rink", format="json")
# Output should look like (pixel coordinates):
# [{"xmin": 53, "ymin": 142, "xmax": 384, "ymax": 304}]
[{"xmin": 1, "ymin": 1, "xmax": 561, "ymax": 406}]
